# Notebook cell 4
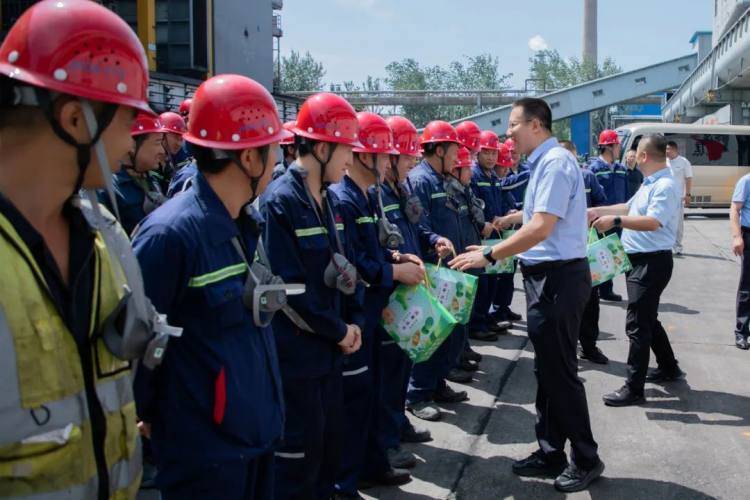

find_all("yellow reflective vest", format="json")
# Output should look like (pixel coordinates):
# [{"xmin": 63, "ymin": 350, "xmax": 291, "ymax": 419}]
[{"xmin": 0, "ymin": 210, "xmax": 141, "ymax": 499}]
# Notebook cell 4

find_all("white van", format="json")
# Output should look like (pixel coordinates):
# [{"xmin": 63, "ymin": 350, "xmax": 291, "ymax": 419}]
[{"xmin": 615, "ymin": 122, "xmax": 750, "ymax": 207}]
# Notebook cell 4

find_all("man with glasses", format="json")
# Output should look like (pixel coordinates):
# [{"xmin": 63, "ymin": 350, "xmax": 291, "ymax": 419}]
[{"xmin": 450, "ymin": 98, "xmax": 603, "ymax": 493}]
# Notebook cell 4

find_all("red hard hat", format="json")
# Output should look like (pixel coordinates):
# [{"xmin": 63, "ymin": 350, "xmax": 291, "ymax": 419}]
[
  {"xmin": 387, "ymin": 116, "xmax": 419, "ymax": 156},
  {"xmin": 159, "ymin": 112, "xmax": 187, "ymax": 135},
  {"xmin": 504, "ymin": 138, "xmax": 516, "ymax": 152},
  {"xmin": 179, "ymin": 98, "xmax": 193, "ymax": 116},
  {"xmin": 0, "ymin": 0, "xmax": 151, "ymax": 113},
  {"xmin": 184, "ymin": 74, "xmax": 291, "ymax": 150},
  {"xmin": 291, "ymin": 93, "xmax": 363, "ymax": 147},
  {"xmin": 132, "ymin": 112, "xmax": 167, "ymax": 137},
  {"xmin": 456, "ymin": 121, "xmax": 482, "ymax": 151},
  {"xmin": 598, "ymin": 129, "xmax": 620, "ymax": 146},
  {"xmin": 353, "ymin": 112, "xmax": 399, "ymax": 155},
  {"xmin": 420, "ymin": 120, "xmax": 459, "ymax": 146},
  {"xmin": 279, "ymin": 121, "xmax": 296, "ymax": 146},
  {"xmin": 478, "ymin": 130, "xmax": 501, "ymax": 151},
  {"xmin": 496, "ymin": 143, "xmax": 513, "ymax": 167},
  {"xmin": 455, "ymin": 147, "xmax": 473, "ymax": 168}
]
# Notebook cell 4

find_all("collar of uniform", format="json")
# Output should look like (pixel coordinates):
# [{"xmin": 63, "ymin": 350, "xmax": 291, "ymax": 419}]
[
  {"xmin": 471, "ymin": 163, "xmax": 495, "ymax": 180},
  {"xmin": 343, "ymin": 174, "xmax": 370, "ymax": 207},
  {"xmin": 643, "ymin": 166, "xmax": 671, "ymax": 185},
  {"xmin": 191, "ymin": 170, "xmax": 240, "ymax": 245},
  {"xmin": 287, "ymin": 163, "xmax": 315, "ymax": 209},
  {"xmin": 527, "ymin": 136, "xmax": 560, "ymax": 169},
  {"xmin": 418, "ymin": 159, "xmax": 444, "ymax": 182}
]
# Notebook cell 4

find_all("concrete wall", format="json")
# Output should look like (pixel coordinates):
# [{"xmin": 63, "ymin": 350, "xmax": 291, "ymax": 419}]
[
  {"xmin": 213, "ymin": 0, "xmax": 274, "ymax": 91},
  {"xmin": 714, "ymin": 0, "xmax": 750, "ymax": 44}
]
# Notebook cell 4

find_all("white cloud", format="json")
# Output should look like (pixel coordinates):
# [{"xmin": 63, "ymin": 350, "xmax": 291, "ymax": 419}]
[{"xmin": 528, "ymin": 35, "xmax": 549, "ymax": 52}]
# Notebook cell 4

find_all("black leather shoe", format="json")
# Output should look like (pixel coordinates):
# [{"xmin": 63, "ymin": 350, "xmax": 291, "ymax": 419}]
[
  {"xmin": 579, "ymin": 347, "xmax": 609, "ymax": 364},
  {"xmin": 645, "ymin": 365, "xmax": 684, "ymax": 382},
  {"xmin": 506, "ymin": 309, "xmax": 523, "ymax": 321},
  {"xmin": 433, "ymin": 384, "xmax": 468, "ymax": 403},
  {"xmin": 387, "ymin": 446, "xmax": 417, "ymax": 469},
  {"xmin": 488, "ymin": 320, "xmax": 511, "ymax": 333},
  {"xmin": 512, "ymin": 450, "xmax": 568, "ymax": 478},
  {"xmin": 464, "ymin": 347, "xmax": 482, "ymax": 362},
  {"xmin": 599, "ymin": 292, "xmax": 622, "ymax": 302},
  {"xmin": 603, "ymin": 385, "xmax": 645, "ymax": 407},
  {"xmin": 736, "ymin": 335, "xmax": 749, "ymax": 350},
  {"xmin": 332, "ymin": 492, "xmax": 364, "ymax": 499},
  {"xmin": 458, "ymin": 357, "xmax": 479, "ymax": 371},
  {"xmin": 358, "ymin": 468, "xmax": 411, "ymax": 489},
  {"xmin": 469, "ymin": 329, "xmax": 498, "ymax": 341},
  {"xmin": 401, "ymin": 422, "xmax": 432, "ymax": 443},
  {"xmin": 446, "ymin": 368, "xmax": 473, "ymax": 383},
  {"xmin": 554, "ymin": 459, "xmax": 605, "ymax": 492}
]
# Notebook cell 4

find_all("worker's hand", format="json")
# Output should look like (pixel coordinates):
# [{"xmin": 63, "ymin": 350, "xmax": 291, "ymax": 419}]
[
  {"xmin": 492, "ymin": 216, "xmax": 511, "ymax": 231},
  {"xmin": 481, "ymin": 222, "xmax": 494, "ymax": 238},
  {"xmin": 593, "ymin": 215, "xmax": 616, "ymax": 233},
  {"xmin": 401, "ymin": 253, "xmax": 424, "ymax": 267},
  {"xmin": 733, "ymin": 235, "xmax": 745, "ymax": 257},
  {"xmin": 449, "ymin": 245, "xmax": 489, "ymax": 272},
  {"xmin": 394, "ymin": 262, "xmax": 425, "ymax": 286},
  {"xmin": 435, "ymin": 237, "xmax": 454, "ymax": 258},
  {"xmin": 339, "ymin": 324, "xmax": 362, "ymax": 354},
  {"xmin": 587, "ymin": 207, "xmax": 602, "ymax": 223},
  {"xmin": 137, "ymin": 421, "xmax": 151, "ymax": 439}
]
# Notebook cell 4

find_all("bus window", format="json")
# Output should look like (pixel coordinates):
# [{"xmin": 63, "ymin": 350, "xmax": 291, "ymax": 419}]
[{"xmin": 664, "ymin": 133, "xmax": 741, "ymax": 166}]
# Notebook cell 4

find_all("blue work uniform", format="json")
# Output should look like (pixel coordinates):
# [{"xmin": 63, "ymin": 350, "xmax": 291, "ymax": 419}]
[
  {"xmin": 99, "ymin": 166, "xmax": 166, "ymax": 237},
  {"xmin": 260, "ymin": 165, "xmax": 365, "ymax": 500},
  {"xmin": 588, "ymin": 157, "xmax": 628, "ymax": 296},
  {"xmin": 579, "ymin": 168, "xmax": 608, "ymax": 354},
  {"xmin": 154, "ymin": 147, "xmax": 193, "ymax": 193},
  {"xmin": 166, "ymin": 161, "xmax": 198, "ymax": 198},
  {"xmin": 330, "ymin": 175, "xmax": 394, "ymax": 493},
  {"xmin": 501, "ymin": 162, "xmax": 531, "ymax": 209},
  {"xmin": 588, "ymin": 157, "xmax": 628, "ymax": 205},
  {"xmin": 368, "ymin": 180, "xmax": 423, "ymax": 456},
  {"xmin": 474, "ymin": 166, "xmax": 521, "ymax": 322},
  {"xmin": 406, "ymin": 161, "xmax": 479, "ymax": 404},
  {"xmin": 582, "ymin": 168, "xmax": 608, "ymax": 208},
  {"xmin": 469, "ymin": 164, "xmax": 510, "ymax": 332},
  {"xmin": 132, "ymin": 171, "xmax": 284, "ymax": 499}
]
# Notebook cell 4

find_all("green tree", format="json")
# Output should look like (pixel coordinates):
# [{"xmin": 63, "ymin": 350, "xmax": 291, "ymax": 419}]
[
  {"xmin": 383, "ymin": 54, "xmax": 512, "ymax": 126},
  {"xmin": 528, "ymin": 49, "xmax": 622, "ymax": 150},
  {"xmin": 276, "ymin": 50, "xmax": 326, "ymax": 92}
]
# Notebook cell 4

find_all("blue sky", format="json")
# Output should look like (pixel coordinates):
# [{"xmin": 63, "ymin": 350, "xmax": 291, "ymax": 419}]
[{"xmin": 280, "ymin": 0, "xmax": 712, "ymax": 89}]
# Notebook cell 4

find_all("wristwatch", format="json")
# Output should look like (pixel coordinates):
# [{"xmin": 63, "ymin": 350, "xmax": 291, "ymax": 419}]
[
  {"xmin": 483, "ymin": 246, "xmax": 497, "ymax": 264},
  {"xmin": 613, "ymin": 216, "xmax": 622, "ymax": 227}
]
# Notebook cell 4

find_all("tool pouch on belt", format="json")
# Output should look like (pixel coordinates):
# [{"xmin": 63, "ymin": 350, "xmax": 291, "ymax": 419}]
[{"xmin": 78, "ymin": 194, "xmax": 182, "ymax": 370}]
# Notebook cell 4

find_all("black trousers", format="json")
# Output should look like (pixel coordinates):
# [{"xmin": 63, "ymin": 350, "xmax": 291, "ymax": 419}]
[
  {"xmin": 735, "ymin": 229, "xmax": 750, "ymax": 340},
  {"xmin": 624, "ymin": 251, "xmax": 678, "ymax": 393},
  {"xmin": 522, "ymin": 258, "xmax": 599, "ymax": 469},
  {"xmin": 579, "ymin": 287, "xmax": 600, "ymax": 353}
]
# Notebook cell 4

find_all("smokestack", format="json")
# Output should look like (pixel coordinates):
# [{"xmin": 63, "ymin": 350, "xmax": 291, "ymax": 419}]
[{"xmin": 583, "ymin": 0, "xmax": 598, "ymax": 65}]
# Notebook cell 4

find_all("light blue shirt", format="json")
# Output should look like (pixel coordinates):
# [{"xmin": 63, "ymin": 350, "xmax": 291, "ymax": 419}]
[
  {"xmin": 731, "ymin": 173, "xmax": 750, "ymax": 227},
  {"xmin": 621, "ymin": 167, "xmax": 680, "ymax": 253},
  {"xmin": 519, "ymin": 137, "xmax": 588, "ymax": 265}
]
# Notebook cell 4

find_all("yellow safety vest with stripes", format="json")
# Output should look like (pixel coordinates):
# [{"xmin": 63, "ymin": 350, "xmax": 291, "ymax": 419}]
[{"xmin": 0, "ymin": 211, "xmax": 141, "ymax": 499}]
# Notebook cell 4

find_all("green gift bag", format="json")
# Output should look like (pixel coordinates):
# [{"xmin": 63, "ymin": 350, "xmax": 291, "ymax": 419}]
[
  {"xmin": 481, "ymin": 239, "xmax": 515, "ymax": 275},
  {"xmin": 381, "ymin": 283, "xmax": 458, "ymax": 363},
  {"xmin": 424, "ymin": 259, "xmax": 478, "ymax": 325},
  {"xmin": 586, "ymin": 228, "xmax": 633, "ymax": 287}
]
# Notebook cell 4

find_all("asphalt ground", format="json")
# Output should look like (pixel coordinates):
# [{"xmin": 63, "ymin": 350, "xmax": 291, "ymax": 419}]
[{"xmin": 365, "ymin": 214, "xmax": 750, "ymax": 500}]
